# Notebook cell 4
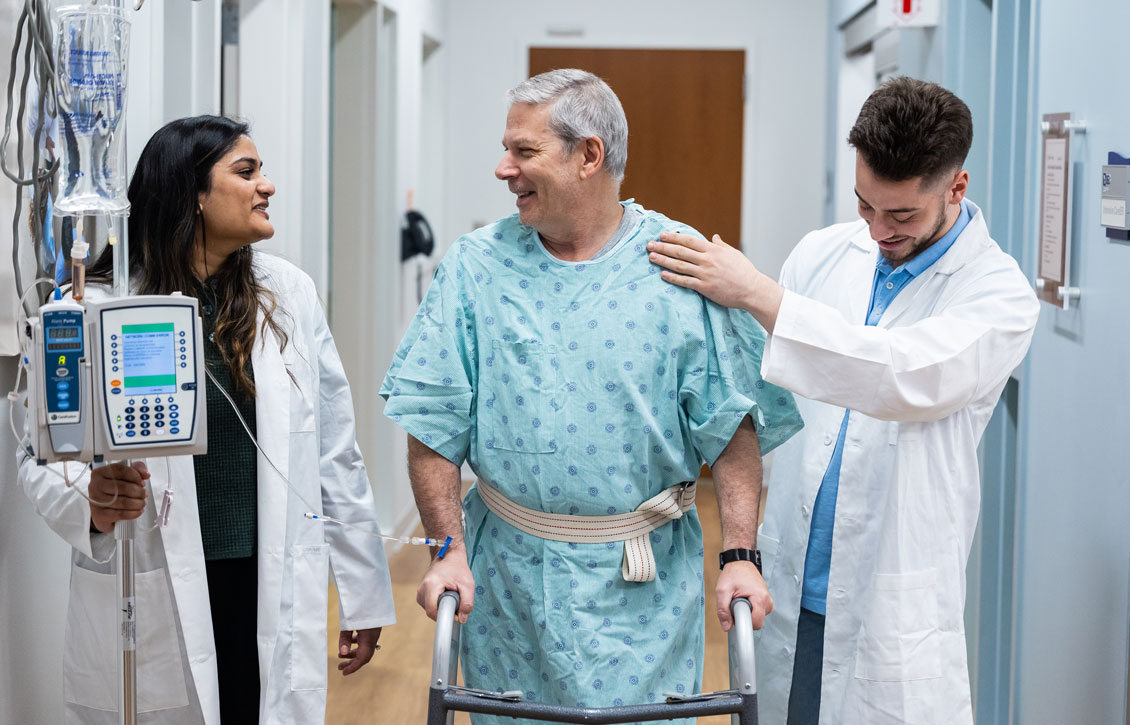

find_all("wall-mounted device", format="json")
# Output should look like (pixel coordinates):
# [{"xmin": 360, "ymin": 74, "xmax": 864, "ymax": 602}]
[
  {"xmin": 1101, "ymin": 151, "xmax": 1130, "ymax": 241},
  {"xmin": 401, "ymin": 209, "xmax": 435, "ymax": 262}
]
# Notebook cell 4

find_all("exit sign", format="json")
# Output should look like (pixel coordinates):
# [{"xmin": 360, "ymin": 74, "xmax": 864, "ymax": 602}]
[{"xmin": 880, "ymin": 0, "xmax": 940, "ymax": 27}]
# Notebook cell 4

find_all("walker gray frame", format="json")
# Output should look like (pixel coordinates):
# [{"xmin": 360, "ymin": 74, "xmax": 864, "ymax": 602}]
[{"xmin": 426, "ymin": 590, "xmax": 758, "ymax": 724}]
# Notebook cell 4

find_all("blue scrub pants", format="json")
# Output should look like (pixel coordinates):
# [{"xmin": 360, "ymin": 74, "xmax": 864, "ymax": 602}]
[{"xmin": 786, "ymin": 607, "xmax": 825, "ymax": 725}]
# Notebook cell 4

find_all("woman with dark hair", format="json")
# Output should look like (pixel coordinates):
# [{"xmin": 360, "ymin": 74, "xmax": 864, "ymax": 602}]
[{"xmin": 20, "ymin": 115, "xmax": 395, "ymax": 723}]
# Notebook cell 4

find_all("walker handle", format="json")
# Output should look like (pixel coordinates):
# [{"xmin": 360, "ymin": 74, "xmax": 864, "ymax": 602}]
[
  {"xmin": 431, "ymin": 590, "xmax": 462, "ymax": 695},
  {"xmin": 727, "ymin": 597, "xmax": 758, "ymax": 706}
]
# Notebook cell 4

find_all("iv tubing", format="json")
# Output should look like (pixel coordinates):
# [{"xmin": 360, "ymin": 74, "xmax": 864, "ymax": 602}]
[
  {"xmin": 71, "ymin": 219, "xmax": 87, "ymax": 302},
  {"xmin": 204, "ymin": 366, "xmax": 451, "ymax": 550},
  {"xmin": 303, "ymin": 512, "xmax": 453, "ymax": 555}
]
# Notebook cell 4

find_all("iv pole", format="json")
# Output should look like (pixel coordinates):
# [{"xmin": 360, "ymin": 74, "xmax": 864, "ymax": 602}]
[
  {"xmin": 112, "ymin": 212, "xmax": 136, "ymax": 725},
  {"xmin": 105, "ymin": 2, "xmax": 135, "ymax": 722}
]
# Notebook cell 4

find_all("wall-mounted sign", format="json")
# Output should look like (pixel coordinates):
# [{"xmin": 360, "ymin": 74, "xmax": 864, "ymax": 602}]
[
  {"xmin": 878, "ymin": 0, "xmax": 941, "ymax": 28},
  {"xmin": 1036, "ymin": 112, "xmax": 1084, "ymax": 310}
]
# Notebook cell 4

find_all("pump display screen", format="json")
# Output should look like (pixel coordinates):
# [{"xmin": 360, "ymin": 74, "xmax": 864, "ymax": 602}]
[
  {"xmin": 46, "ymin": 324, "xmax": 83, "ymax": 351},
  {"xmin": 121, "ymin": 323, "xmax": 177, "ymax": 395}
]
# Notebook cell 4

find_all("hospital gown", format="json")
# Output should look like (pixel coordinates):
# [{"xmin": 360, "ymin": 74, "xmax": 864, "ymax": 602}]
[{"xmin": 381, "ymin": 203, "xmax": 803, "ymax": 723}]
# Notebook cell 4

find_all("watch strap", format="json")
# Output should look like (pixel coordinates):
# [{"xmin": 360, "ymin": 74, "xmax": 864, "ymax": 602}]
[{"xmin": 718, "ymin": 548, "xmax": 762, "ymax": 573}]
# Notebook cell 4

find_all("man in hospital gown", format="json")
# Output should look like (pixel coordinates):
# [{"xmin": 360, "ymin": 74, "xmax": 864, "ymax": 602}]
[{"xmin": 381, "ymin": 69, "xmax": 802, "ymax": 721}]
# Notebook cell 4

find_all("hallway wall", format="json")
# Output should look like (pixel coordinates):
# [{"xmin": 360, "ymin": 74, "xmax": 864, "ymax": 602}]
[{"xmin": 1013, "ymin": 0, "xmax": 1130, "ymax": 721}]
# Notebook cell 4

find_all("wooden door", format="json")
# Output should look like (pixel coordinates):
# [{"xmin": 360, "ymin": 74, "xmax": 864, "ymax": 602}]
[{"xmin": 529, "ymin": 47, "xmax": 745, "ymax": 248}]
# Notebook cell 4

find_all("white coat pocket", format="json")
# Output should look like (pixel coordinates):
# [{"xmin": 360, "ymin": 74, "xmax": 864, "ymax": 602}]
[
  {"xmin": 756, "ymin": 532, "xmax": 781, "ymax": 585},
  {"xmin": 853, "ymin": 568, "xmax": 942, "ymax": 682},
  {"xmin": 290, "ymin": 543, "xmax": 330, "ymax": 691},
  {"xmin": 64, "ymin": 566, "xmax": 189, "ymax": 712}
]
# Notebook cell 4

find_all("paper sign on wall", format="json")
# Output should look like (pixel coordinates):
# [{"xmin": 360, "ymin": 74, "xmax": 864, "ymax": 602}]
[{"xmin": 1036, "ymin": 112, "xmax": 1081, "ymax": 310}]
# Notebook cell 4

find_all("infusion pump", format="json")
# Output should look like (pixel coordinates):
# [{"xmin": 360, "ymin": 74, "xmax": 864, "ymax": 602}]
[{"xmin": 26, "ymin": 294, "xmax": 208, "ymax": 464}]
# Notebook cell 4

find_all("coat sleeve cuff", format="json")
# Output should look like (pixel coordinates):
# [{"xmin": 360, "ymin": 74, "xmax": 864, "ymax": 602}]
[
  {"xmin": 88, "ymin": 530, "xmax": 117, "ymax": 563},
  {"xmin": 338, "ymin": 613, "xmax": 397, "ymax": 632}
]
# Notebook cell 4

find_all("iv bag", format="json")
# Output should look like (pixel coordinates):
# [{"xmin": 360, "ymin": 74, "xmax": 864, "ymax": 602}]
[{"xmin": 53, "ymin": 4, "xmax": 131, "ymax": 217}]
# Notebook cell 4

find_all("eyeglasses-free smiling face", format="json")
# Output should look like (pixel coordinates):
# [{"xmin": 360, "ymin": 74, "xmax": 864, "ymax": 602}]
[
  {"xmin": 197, "ymin": 135, "xmax": 277, "ymax": 250},
  {"xmin": 494, "ymin": 102, "xmax": 589, "ymax": 243},
  {"xmin": 854, "ymin": 154, "xmax": 965, "ymax": 268}
]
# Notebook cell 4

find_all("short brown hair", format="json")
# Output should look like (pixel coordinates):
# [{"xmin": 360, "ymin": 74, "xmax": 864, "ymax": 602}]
[{"xmin": 847, "ymin": 76, "xmax": 973, "ymax": 184}]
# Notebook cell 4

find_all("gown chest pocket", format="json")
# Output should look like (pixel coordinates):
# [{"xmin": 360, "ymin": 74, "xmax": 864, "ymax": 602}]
[{"xmin": 484, "ymin": 340, "xmax": 557, "ymax": 453}]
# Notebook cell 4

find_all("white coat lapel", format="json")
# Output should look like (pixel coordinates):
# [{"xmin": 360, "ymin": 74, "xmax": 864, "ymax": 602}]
[
  {"xmin": 878, "ymin": 266, "xmax": 939, "ymax": 328},
  {"xmin": 845, "ymin": 229, "xmax": 876, "ymax": 324},
  {"xmin": 252, "ymin": 317, "xmax": 290, "ymax": 683}
]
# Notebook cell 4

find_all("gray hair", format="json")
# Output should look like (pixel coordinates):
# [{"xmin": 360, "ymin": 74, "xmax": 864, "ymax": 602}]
[{"xmin": 506, "ymin": 69, "xmax": 628, "ymax": 183}]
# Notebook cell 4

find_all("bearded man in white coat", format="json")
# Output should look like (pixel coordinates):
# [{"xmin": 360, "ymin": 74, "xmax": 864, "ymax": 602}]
[{"xmin": 645, "ymin": 77, "xmax": 1040, "ymax": 724}]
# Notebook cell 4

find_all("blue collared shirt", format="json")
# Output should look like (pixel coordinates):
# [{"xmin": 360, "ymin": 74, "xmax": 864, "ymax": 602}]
[{"xmin": 800, "ymin": 200, "xmax": 972, "ymax": 615}]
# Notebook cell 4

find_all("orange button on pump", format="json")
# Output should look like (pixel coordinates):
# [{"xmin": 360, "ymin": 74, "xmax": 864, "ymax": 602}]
[{"xmin": 111, "ymin": 379, "xmax": 122, "ymax": 387}]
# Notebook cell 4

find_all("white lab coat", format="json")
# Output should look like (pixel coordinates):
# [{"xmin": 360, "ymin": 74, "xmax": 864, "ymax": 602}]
[
  {"xmin": 19, "ymin": 253, "xmax": 396, "ymax": 724},
  {"xmin": 755, "ymin": 201, "xmax": 1038, "ymax": 724}
]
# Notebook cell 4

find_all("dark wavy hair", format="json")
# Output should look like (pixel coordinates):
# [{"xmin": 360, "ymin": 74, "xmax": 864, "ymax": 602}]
[
  {"xmin": 848, "ymin": 76, "xmax": 973, "ymax": 185},
  {"xmin": 88, "ymin": 115, "xmax": 288, "ymax": 398}
]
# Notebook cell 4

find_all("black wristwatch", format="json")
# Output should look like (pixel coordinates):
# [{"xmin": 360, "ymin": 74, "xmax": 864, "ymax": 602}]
[{"xmin": 719, "ymin": 548, "xmax": 761, "ymax": 573}]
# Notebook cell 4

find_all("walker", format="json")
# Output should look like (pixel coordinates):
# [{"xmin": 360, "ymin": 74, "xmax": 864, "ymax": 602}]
[{"xmin": 427, "ymin": 591, "xmax": 759, "ymax": 724}]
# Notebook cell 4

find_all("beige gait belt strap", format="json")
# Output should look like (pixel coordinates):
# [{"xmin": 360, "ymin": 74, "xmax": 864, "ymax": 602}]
[{"xmin": 475, "ymin": 480, "xmax": 696, "ymax": 583}]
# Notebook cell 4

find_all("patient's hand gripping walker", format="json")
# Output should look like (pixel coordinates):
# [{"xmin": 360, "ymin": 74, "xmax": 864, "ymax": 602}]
[{"xmin": 427, "ymin": 591, "xmax": 759, "ymax": 724}]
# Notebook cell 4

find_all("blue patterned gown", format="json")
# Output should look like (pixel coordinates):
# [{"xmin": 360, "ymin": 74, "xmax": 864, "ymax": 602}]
[{"xmin": 381, "ymin": 203, "xmax": 803, "ymax": 723}]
